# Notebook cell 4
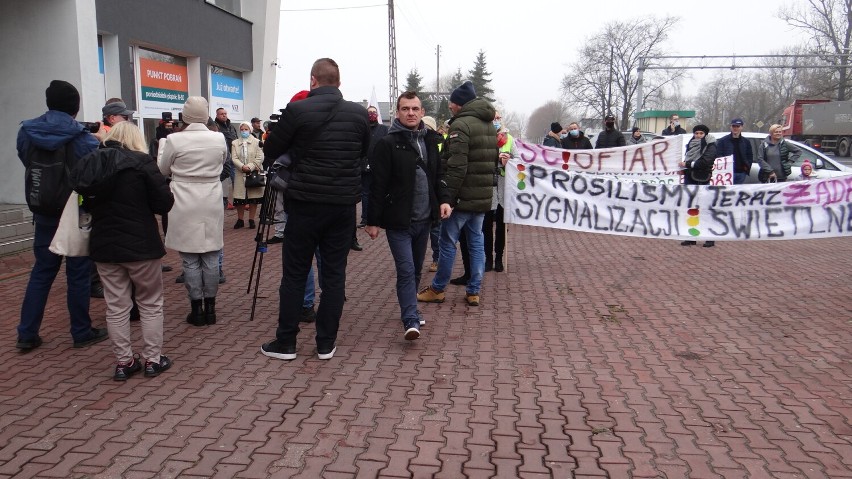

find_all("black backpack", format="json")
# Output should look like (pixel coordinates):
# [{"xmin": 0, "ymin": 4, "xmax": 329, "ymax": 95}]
[{"xmin": 24, "ymin": 142, "xmax": 74, "ymax": 217}]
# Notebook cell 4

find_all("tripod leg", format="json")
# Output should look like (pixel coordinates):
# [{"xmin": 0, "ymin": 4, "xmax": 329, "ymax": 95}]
[{"xmin": 247, "ymin": 186, "xmax": 276, "ymax": 294}]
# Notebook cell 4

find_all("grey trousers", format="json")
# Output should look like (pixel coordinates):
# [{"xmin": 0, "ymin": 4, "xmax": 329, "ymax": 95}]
[{"xmin": 180, "ymin": 250, "xmax": 219, "ymax": 300}]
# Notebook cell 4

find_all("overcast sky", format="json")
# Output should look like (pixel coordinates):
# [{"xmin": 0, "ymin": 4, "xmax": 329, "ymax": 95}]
[{"xmin": 274, "ymin": 0, "xmax": 809, "ymax": 118}]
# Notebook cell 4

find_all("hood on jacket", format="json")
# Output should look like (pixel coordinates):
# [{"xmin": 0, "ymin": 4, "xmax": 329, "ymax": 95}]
[
  {"xmin": 388, "ymin": 117, "xmax": 425, "ymax": 135},
  {"xmin": 450, "ymin": 98, "xmax": 497, "ymax": 125},
  {"xmin": 20, "ymin": 110, "xmax": 87, "ymax": 150}
]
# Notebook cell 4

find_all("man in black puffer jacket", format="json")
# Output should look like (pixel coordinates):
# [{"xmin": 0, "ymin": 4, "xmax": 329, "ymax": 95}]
[
  {"xmin": 261, "ymin": 58, "xmax": 371, "ymax": 362},
  {"xmin": 416, "ymin": 80, "xmax": 497, "ymax": 307}
]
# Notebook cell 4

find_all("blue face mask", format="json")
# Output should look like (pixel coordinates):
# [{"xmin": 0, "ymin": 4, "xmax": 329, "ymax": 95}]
[
  {"xmin": 240, "ymin": 131, "xmax": 250, "ymax": 139},
  {"xmin": 493, "ymin": 122, "xmax": 501, "ymax": 130},
  {"xmin": 559, "ymin": 132, "xmax": 568, "ymax": 139},
  {"xmin": 569, "ymin": 129, "xmax": 579, "ymax": 137}
]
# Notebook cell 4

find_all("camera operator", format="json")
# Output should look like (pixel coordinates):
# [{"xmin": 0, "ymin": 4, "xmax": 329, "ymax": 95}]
[
  {"xmin": 91, "ymin": 99, "xmax": 134, "ymax": 142},
  {"xmin": 156, "ymin": 117, "xmax": 175, "ymax": 141}
]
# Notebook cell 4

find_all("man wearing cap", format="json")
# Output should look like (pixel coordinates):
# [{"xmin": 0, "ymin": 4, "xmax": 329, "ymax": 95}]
[
  {"xmin": 715, "ymin": 118, "xmax": 753, "ymax": 184},
  {"xmin": 15, "ymin": 80, "xmax": 109, "ymax": 351},
  {"xmin": 250, "ymin": 117, "xmax": 264, "ymax": 147},
  {"xmin": 100, "ymin": 99, "xmax": 134, "ymax": 134},
  {"xmin": 416, "ymin": 80, "xmax": 497, "ymax": 307},
  {"xmin": 542, "ymin": 122, "xmax": 564, "ymax": 148},
  {"xmin": 595, "ymin": 114, "xmax": 626, "ymax": 149}
]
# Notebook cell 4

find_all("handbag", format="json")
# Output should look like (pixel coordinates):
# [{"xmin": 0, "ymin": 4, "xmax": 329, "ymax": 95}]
[
  {"xmin": 49, "ymin": 192, "xmax": 90, "ymax": 257},
  {"xmin": 244, "ymin": 170, "xmax": 266, "ymax": 188}
]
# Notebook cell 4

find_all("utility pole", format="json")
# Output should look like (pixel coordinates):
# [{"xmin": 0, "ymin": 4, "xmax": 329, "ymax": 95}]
[
  {"xmin": 436, "ymin": 44, "xmax": 441, "ymax": 94},
  {"xmin": 387, "ymin": 0, "xmax": 398, "ymax": 109}
]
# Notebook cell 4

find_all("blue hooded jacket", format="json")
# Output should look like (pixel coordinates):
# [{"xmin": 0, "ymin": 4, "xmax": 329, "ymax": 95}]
[{"xmin": 17, "ymin": 110, "xmax": 99, "ymax": 224}]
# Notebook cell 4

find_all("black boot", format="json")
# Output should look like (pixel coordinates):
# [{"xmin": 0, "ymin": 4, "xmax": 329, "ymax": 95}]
[
  {"xmin": 204, "ymin": 297, "xmax": 217, "ymax": 325},
  {"xmin": 485, "ymin": 256, "xmax": 493, "ymax": 272},
  {"xmin": 186, "ymin": 299, "xmax": 205, "ymax": 326},
  {"xmin": 494, "ymin": 255, "xmax": 504, "ymax": 273}
]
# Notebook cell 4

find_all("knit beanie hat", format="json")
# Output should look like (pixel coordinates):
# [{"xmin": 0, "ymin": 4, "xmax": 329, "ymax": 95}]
[
  {"xmin": 45, "ymin": 80, "xmax": 80, "ymax": 116},
  {"xmin": 550, "ymin": 122, "xmax": 563, "ymax": 134},
  {"xmin": 450, "ymin": 81, "xmax": 476, "ymax": 106},
  {"xmin": 422, "ymin": 116, "xmax": 437, "ymax": 131},
  {"xmin": 182, "ymin": 96, "xmax": 209, "ymax": 124},
  {"xmin": 693, "ymin": 124, "xmax": 710, "ymax": 135}
]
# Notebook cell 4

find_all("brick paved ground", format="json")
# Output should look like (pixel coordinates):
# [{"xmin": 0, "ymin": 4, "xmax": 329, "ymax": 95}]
[{"xmin": 1, "ymin": 207, "xmax": 851, "ymax": 478}]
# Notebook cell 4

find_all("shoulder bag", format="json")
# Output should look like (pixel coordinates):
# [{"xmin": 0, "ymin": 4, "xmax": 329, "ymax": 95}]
[{"xmin": 49, "ymin": 192, "xmax": 90, "ymax": 257}]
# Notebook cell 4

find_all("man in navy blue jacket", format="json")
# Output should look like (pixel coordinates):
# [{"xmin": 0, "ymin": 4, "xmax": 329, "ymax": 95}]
[
  {"xmin": 715, "ymin": 118, "xmax": 754, "ymax": 184},
  {"xmin": 16, "ymin": 80, "xmax": 109, "ymax": 351}
]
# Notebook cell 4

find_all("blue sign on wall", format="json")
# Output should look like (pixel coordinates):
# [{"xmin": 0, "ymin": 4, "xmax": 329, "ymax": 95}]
[{"xmin": 211, "ymin": 73, "xmax": 243, "ymax": 100}]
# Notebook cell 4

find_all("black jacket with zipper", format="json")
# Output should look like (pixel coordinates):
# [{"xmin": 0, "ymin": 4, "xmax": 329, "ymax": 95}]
[
  {"xmin": 367, "ymin": 125, "xmax": 442, "ymax": 230},
  {"xmin": 71, "ymin": 141, "xmax": 173, "ymax": 263}
]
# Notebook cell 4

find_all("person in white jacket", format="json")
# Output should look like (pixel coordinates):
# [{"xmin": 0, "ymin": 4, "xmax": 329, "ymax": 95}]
[{"xmin": 158, "ymin": 96, "xmax": 227, "ymax": 327}]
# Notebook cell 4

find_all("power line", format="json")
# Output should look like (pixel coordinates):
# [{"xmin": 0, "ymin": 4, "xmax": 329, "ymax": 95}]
[{"xmin": 280, "ymin": 4, "xmax": 384, "ymax": 12}]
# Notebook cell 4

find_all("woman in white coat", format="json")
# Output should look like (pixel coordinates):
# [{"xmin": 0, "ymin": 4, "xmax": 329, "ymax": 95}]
[
  {"xmin": 231, "ymin": 121, "xmax": 265, "ymax": 229},
  {"xmin": 158, "ymin": 96, "xmax": 227, "ymax": 327}
]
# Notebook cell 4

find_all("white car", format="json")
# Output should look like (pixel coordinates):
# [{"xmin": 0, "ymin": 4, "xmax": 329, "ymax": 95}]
[{"xmin": 678, "ymin": 132, "xmax": 851, "ymax": 183}]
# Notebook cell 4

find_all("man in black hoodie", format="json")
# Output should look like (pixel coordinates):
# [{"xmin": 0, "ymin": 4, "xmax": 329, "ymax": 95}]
[{"xmin": 595, "ymin": 114, "xmax": 626, "ymax": 149}]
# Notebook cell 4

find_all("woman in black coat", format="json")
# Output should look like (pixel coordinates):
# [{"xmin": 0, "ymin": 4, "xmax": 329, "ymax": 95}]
[
  {"xmin": 71, "ymin": 122, "xmax": 175, "ymax": 380},
  {"xmin": 679, "ymin": 124, "xmax": 717, "ymax": 247}
]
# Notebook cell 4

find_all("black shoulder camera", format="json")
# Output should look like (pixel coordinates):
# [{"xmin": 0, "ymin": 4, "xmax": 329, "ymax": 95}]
[{"xmin": 81, "ymin": 121, "xmax": 100, "ymax": 134}]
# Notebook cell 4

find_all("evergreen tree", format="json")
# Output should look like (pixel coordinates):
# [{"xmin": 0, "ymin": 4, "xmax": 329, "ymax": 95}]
[
  {"xmin": 403, "ymin": 68, "xmax": 436, "ymax": 119},
  {"xmin": 467, "ymin": 50, "xmax": 495, "ymax": 103},
  {"xmin": 403, "ymin": 68, "xmax": 425, "ymax": 95}
]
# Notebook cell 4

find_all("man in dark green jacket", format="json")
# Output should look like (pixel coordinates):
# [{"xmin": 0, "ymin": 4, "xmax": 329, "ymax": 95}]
[{"xmin": 417, "ymin": 81, "xmax": 497, "ymax": 307}]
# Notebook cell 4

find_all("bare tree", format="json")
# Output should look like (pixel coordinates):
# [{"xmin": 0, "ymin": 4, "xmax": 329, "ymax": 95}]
[
  {"xmin": 526, "ymin": 101, "xmax": 576, "ymax": 143},
  {"xmin": 780, "ymin": 0, "xmax": 852, "ymax": 100},
  {"xmin": 691, "ymin": 46, "xmax": 836, "ymax": 132},
  {"xmin": 560, "ymin": 15, "xmax": 684, "ymax": 130}
]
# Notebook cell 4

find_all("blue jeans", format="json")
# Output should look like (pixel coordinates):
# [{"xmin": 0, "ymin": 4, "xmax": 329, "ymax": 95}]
[
  {"xmin": 429, "ymin": 223, "xmax": 440, "ymax": 263},
  {"xmin": 302, "ymin": 250, "xmax": 323, "ymax": 308},
  {"xmin": 733, "ymin": 172, "xmax": 747, "ymax": 185},
  {"xmin": 18, "ymin": 218, "xmax": 94, "ymax": 342},
  {"xmin": 433, "ymin": 210, "xmax": 485, "ymax": 294},
  {"xmin": 386, "ymin": 219, "xmax": 430, "ymax": 326}
]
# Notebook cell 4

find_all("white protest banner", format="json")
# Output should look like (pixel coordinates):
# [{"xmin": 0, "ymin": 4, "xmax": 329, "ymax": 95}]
[
  {"xmin": 514, "ymin": 138, "xmax": 734, "ymax": 185},
  {"xmin": 503, "ymin": 158, "xmax": 852, "ymax": 241},
  {"xmin": 516, "ymin": 137, "xmax": 683, "ymax": 174}
]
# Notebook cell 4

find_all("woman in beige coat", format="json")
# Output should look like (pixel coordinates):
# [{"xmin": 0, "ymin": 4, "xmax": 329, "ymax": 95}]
[
  {"xmin": 158, "ymin": 96, "xmax": 227, "ymax": 326},
  {"xmin": 231, "ymin": 121, "xmax": 265, "ymax": 229}
]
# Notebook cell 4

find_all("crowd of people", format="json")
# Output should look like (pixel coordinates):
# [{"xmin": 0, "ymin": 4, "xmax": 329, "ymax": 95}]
[{"xmin": 15, "ymin": 60, "xmax": 813, "ymax": 376}]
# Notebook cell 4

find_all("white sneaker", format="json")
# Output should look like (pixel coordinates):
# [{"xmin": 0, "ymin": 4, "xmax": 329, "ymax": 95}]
[
  {"xmin": 318, "ymin": 346, "xmax": 336, "ymax": 360},
  {"xmin": 404, "ymin": 327, "xmax": 420, "ymax": 341}
]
